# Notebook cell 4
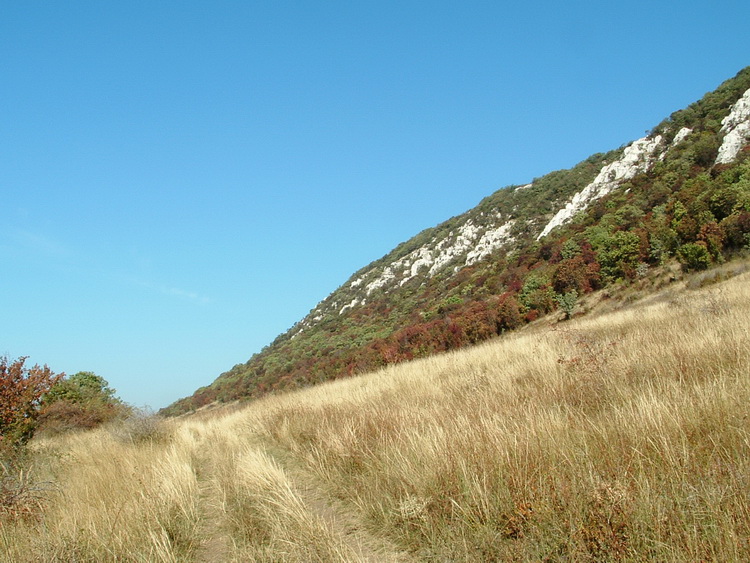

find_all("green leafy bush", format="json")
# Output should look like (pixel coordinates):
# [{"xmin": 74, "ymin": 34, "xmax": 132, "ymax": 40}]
[
  {"xmin": 677, "ymin": 242, "xmax": 712, "ymax": 271},
  {"xmin": 556, "ymin": 290, "xmax": 579, "ymax": 320},
  {"xmin": 38, "ymin": 372, "xmax": 129, "ymax": 435}
]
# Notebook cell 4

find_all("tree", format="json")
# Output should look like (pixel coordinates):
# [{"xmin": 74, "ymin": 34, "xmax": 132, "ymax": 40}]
[
  {"xmin": 553, "ymin": 256, "xmax": 599, "ymax": 294},
  {"xmin": 519, "ymin": 274, "xmax": 556, "ymax": 314},
  {"xmin": 0, "ymin": 357, "xmax": 63, "ymax": 446},
  {"xmin": 496, "ymin": 294, "xmax": 523, "ymax": 331},
  {"xmin": 556, "ymin": 290, "xmax": 579, "ymax": 320},
  {"xmin": 677, "ymin": 242, "xmax": 712, "ymax": 272},
  {"xmin": 38, "ymin": 372, "xmax": 128, "ymax": 435},
  {"xmin": 593, "ymin": 230, "xmax": 642, "ymax": 282},
  {"xmin": 43, "ymin": 371, "xmax": 118, "ymax": 405}
]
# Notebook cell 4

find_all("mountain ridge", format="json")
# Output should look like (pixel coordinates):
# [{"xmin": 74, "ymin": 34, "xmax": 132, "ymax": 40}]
[{"xmin": 163, "ymin": 66, "xmax": 750, "ymax": 416}]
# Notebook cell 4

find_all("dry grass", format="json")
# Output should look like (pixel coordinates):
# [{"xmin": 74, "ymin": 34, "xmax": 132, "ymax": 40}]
[
  {"xmin": 1, "ymin": 420, "xmax": 201, "ymax": 562},
  {"xmin": 3, "ymin": 271, "xmax": 749, "ymax": 561}
]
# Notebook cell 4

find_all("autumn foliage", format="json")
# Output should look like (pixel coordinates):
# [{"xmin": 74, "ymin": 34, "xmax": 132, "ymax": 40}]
[{"xmin": 0, "ymin": 356, "xmax": 63, "ymax": 447}]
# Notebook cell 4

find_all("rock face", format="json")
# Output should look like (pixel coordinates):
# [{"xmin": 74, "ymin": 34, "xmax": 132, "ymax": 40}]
[
  {"xmin": 355, "ymin": 218, "xmax": 517, "ymax": 294},
  {"xmin": 536, "ymin": 135, "xmax": 664, "ymax": 240},
  {"xmin": 671, "ymin": 126, "xmax": 693, "ymax": 147},
  {"xmin": 716, "ymin": 88, "xmax": 750, "ymax": 164},
  {"xmin": 534, "ymin": 84, "xmax": 750, "ymax": 241}
]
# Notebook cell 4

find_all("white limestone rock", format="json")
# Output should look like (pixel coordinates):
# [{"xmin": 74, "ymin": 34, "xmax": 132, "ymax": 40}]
[
  {"xmin": 466, "ymin": 221, "xmax": 515, "ymax": 265},
  {"xmin": 716, "ymin": 88, "xmax": 750, "ymax": 164},
  {"xmin": 365, "ymin": 264, "xmax": 397, "ymax": 295},
  {"xmin": 537, "ymin": 135, "xmax": 664, "ymax": 240},
  {"xmin": 672, "ymin": 127, "xmax": 692, "ymax": 146},
  {"xmin": 349, "ymin": 217, "xmax": 517, "ymax": 304}
]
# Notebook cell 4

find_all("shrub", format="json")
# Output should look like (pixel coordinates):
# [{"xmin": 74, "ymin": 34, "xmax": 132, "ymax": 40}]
[
  {"xmin": 553, "ymin": 256, "xmax": 599, "ymax": 294},
  {"xmin": 519, "ymin": 275, "xmax": 556, "ymax": 314},
  {"xmin": 0, "ymin": 453, "xmax": 52, "ymax": 521},
  {"xmin": 0, "ymin": 357, "xmax": 63, "ymax": 446},
  {"xmin": 595, "ymin": 231, "xmax": 642, "ymax": 281},
  {"xmin": 496, "ymin": 295, "xmax": 523, "ymax": 331},
  {"xmin": 720, "ymin": 211, "xmax": 750, "ymax": 249},
  {"xmin": 110, "ymin": 410, "xmax": 171, "ymax": 445},
  {"xmin": 556, "ymin": 290, "xmax": 579, "ymax": 320},
  {"xmin": 677, "ymin": 242, "xmax": 712, "ymax": 272},
  {"xmin": 38, "ymin": 371, "xmax": 129, "ymax": 435},
  {"xmin": 36, "ymin": 399, "xmax": 126, "ymax": 435}
]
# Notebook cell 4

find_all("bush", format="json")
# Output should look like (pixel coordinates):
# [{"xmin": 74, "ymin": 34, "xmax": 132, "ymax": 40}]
[
  {"xmin": 37, "ymin": 371, "xmax": 130, "ymax": 435},
  {"xmin": 0, "ymin": 453, "xmax": 52, "ymax": 521},
  {"xmin": 496, "ymin": 295, "xmax": 523, "ymax": 331},
  {"xmin": 677, "ymin": 242, "xmax": 712, "ymax": 272},
  {"xmin": 36, "ymin": 400, "xmax": 127, "ymax": 436},
  {"xmin": 110, "ymin": 410, "xmax": 171, "ymax": 445},
  {"xmin": 556, "ymin": 290, "xmax": 579, "ymax": 320},
  {"xmin": 0, "ymin": 357, "xmax": 63, "ymax": 446}
]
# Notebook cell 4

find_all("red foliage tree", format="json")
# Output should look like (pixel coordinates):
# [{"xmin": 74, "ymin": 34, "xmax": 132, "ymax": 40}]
[
  {"xmin": 553, "ymin": 255, "xmax": 600, "ymax": 294},
  {"xmin": 454, "ymin": 301, "xmax": 498, "ymax": 344},
  {"xmin": 720, "ymin": 211, "xmax": 750, "ymax": 248},
  {"xmin": 0, "ymin": 356, "xmax": 63, "ymax": 446},
  {"xmin": 496, "ymin": 294, "xmax": 523, "ymax": 331},
  {"xmin": 697, "ymin": 221, "xmax": 725, "ymax": 260}
]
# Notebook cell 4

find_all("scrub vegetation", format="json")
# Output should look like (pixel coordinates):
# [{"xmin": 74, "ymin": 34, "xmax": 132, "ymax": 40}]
[{"xmin": 2, "ymin": 269, "xmax": 749, "ymax": 561}]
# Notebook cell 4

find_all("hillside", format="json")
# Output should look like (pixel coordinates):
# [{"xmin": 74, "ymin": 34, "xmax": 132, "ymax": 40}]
[
  {"xmin": 163, "ymin": 66, "xmax": 750, "ymax": 415},
  {"xmin": 5, "ymin": 270, "xmax": 749, "ymax": 560}
]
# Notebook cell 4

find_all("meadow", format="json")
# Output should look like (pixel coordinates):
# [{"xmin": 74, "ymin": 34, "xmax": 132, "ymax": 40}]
[{"xmin": 2, "ymin": 270, "xmax": 749, "ymax": 561}]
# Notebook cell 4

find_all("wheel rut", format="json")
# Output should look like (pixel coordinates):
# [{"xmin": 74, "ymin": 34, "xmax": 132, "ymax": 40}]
[
  {"xmin": 265, "ymin": 445, "xmax": 415, "ymax": 562},
  {"xmin": 193, "ymin": 455, "xmax": 233, "ymax": 563},
  {"xmin": 191, "ymin": 437, "xmax": 414, "ymax": 562}
]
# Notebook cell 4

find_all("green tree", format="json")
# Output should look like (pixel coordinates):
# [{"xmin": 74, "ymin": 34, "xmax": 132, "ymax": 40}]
[
  {"xmin": 560, "ymin": 239, "xmax": 582, "ymax": 260},
  {"xmin": 519, "ymin": 274, "xmax": 556, "ymax": 314},
  {"xmin": 592, "ymin": 230, "xmax": 642, "ymax": 282},
  {"xmin": 676, "ymin": 243, "xmax": 712, "ymax": 272},
  {"xmin": 556, "ymin": 290, "xmax": 578, "ymax": 320},
  {"xmin": 689, "ymin": 132, "xmax": 720, "ymax": 167},
  {"xmin": 38, "ymin": 372, "xmax": 128, "ymax": 434},
  {"xmin": 44, "ymin": 372, "xmax": 118, "ymax": 405}
]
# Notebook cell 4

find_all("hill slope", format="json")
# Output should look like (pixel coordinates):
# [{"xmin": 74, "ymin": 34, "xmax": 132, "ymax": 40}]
[
  {"xmin": 8, "ymin": 270, "xmax": 750, "ymax": 560},
  {"xmin": 163, "ymin": 66, "xmax": 750, "ymax": 415}
]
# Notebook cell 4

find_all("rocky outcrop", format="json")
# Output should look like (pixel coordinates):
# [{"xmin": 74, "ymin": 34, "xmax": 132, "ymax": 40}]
[
  {"xmin": 716, "ymin": 88, "xmax": 750, "ymax": 164},
  {"xmin": 536, "ymin": 135, "xmax": 664, "ymax": 240}
]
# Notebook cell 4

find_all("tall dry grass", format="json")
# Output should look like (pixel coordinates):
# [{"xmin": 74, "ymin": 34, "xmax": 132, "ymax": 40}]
[
  {"xmin": 0, "ymin": 418, "xmax": 204, "ymax": 562},
  {"xmin": 2, "ymin": 271, "xmax": 749, "ymax": 561},
  {"xmin": 251, "ymin": 274, "xmax": 750, "ymax": 561}
]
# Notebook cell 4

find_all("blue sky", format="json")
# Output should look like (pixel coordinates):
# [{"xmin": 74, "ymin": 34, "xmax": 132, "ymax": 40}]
[{"xmin": 2, "ymin": 2, "xmax": 748, "ymax": 408}]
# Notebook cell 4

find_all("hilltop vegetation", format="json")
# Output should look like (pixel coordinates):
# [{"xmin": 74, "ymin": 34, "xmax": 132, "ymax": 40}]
[
  {"xmin": 165, "ymin": 66, "xmax": 750, "ymax": 415},
  {"xmin": 3, "ymin": 269, "xmax": 749, "ymax": 561}
]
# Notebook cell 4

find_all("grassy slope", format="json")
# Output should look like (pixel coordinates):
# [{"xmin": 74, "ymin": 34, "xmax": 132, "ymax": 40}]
[{"xmin": 4, "ymin": 266, "xmax": 749, "ymax": 561}]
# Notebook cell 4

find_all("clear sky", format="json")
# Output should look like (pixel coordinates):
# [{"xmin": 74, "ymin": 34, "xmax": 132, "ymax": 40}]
[{"xmin": 2, "ymin": 1, "xmax": 748, "ymax": 409}]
